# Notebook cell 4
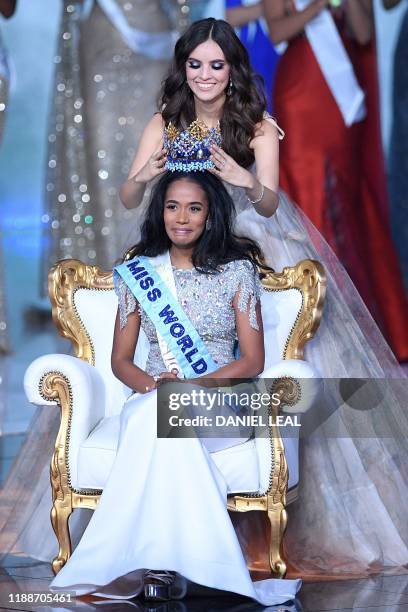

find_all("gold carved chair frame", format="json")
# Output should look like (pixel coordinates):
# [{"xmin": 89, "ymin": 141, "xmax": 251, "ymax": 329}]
[{"xmin": 41, "ymin": 258, "xmax": 326, "ymax": 575}]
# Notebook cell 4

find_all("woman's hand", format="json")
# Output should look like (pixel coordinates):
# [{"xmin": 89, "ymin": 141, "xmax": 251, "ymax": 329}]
[
  {"xmin": 143, "ymin": 370, "xmax": 180, "ymax": 393},
  {"xmin": 120, "ymin": 114, "xmax": 165, "ymax": 209},
  {"xmin": 133, "ymin": 142, "xmax": 167, "ymax": 185},
  {"xmin": 209, "ymin": 144, "xmax": 254, "ymax": 189},
  {"xmin": 155, "ymin": 369, "xmax": 181, "ymax": 386},
  {"xmin": 264, "ymin": 0, "xmax": 330, "ymax": 45}
]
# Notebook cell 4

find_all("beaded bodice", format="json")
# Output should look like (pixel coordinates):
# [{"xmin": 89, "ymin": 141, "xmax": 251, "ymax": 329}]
[{"xmin": 115, "ymin": 259, "xmax": 262, "ymax": 376}]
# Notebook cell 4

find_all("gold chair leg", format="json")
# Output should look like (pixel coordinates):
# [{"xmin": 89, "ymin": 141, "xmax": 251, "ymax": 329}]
[
  {"xmin": 267, "ymin": 501, "xmax": 288, "ymax": 578},
  {"xmin": 40, "ymin": 372, "xmax": 74, "ymax": 574},
  {"xmin": 51, "ymin": 499, "xmax": 73, "ymax": 574}
]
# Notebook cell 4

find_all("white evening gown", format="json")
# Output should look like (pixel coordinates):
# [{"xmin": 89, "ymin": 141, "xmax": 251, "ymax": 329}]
[
  {"xmin": 50, "ymin": 260, "xmax": 301, "ymax": 605},
  {"xmin": 50, "ymin": 389, "xmax": 300, "ymax": 606}
]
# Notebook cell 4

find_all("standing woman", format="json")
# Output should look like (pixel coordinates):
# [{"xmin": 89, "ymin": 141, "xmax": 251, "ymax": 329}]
[
  {"xmin": 226, "ymin": 0, "xmax": 280, "ymax": 111},
  {"xmin": 40, "ymin": 0, "xmax": 178, "ymax": 290},
  {"xmin": 120, "ymin": 19, "xmax": 282, "ymax": 236},
  {"xmin": 0, "ymin": 0, "xmax": 16, "ymax": 353},
  {"xmin": 118, "ymin": 18, "xmax": 408, "ymax": 579},
  {"xmin": 120, "ymin": 15, "xmax": 408, "ymax": 361},
  {"xmin": 264, "ymin": 0, "xmax": 408, "ymax": 361},
  {"xmin": 382, "ymin": 0, "xmax": 408, "ymax": 291}
]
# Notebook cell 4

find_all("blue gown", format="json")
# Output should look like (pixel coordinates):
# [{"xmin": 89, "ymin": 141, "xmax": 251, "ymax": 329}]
[
  {"xmin": 226, "ymin": 0, "xmax": 280, "ymax": 111},
  {"xmin": 389, "ymin": 6, "xmax": 408, "ymax": 292}
]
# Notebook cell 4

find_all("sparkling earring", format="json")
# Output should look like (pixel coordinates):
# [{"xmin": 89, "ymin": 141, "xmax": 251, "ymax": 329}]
[
  {"xmin": 227, "ymin": 77, "xmax": 233, "ymax": 96},
  {"xmin": 206, "ymin": 218, "xmax": 212, "ymax": 231}
]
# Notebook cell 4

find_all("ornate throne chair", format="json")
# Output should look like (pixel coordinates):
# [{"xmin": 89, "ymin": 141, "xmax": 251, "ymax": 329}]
[{"xmin": 24, "ymin": 258, "xmax": 326, "ymax": 576}]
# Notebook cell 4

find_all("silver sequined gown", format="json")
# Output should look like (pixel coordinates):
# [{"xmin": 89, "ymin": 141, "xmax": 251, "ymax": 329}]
[
  {"xmin": 41, "ymin": 0, "xmax": 175, "ymax": 292},
  {"xmin": 115, "ymin": 259, "xmax": 262, "ymax": 375},
  {"xmin": 0, "ymin": 29, "xmax": 9, "ymax": 351}
]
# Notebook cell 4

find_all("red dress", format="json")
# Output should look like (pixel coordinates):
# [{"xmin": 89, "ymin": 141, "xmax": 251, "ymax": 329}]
[{"xmin": 273, "ymin": 21, "xmax": 408, "ymax": 360}]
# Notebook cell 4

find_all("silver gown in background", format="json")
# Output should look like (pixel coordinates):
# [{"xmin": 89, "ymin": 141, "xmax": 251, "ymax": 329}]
[
  {"xmin": 0, "ymin": 28, "xmax": 9, "ymax": 352},
  {"xmin": 40, "ymin": 0, "xmax": 182, "ymax": 293}
]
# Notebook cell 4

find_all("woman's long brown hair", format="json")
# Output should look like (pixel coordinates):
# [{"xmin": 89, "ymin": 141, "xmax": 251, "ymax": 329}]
[{"xmin": 160, "ymin": 18, "xmax": 267, "ymax": 169}]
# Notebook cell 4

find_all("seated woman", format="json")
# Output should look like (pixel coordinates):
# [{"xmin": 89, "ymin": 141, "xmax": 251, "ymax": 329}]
[{"xmin": 49, "ymin": 170, "xmax": 301, "ymax": 606}]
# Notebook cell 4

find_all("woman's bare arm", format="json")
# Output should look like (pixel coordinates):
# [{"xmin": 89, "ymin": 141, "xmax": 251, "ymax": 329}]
[
  {"xmin": 210, "ymin": 118, "xmax": 280, "ymax": 217},
  {"xmin": 248, "ymin": 119, "xmax": 280, "ymax": 217},
  {"xmin": 344, "ymin": 0, "xmax": 373, "ymax": 45},
  {"xmin": 112, "ymin": 293, "xmax": 264, "ymax": 388},
  {"xmin": 119, "ymin": 113, "xmax": 165, "ymax": 210},
  {"xmin": 111, "ymin": 308, "xmax": 156, "ymax": 392},
  {"xmin": 226, "ymin": 2, "xmax": 263, "ymax": 27},
  {"xmin": 263, "ymin": 0, "xmax": 329, "ymax": 44}
]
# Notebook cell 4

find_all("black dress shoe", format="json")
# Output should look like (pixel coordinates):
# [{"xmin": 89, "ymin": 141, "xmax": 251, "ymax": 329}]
[
  {"xmin": 143, "ymin": 570, "xmax": 176, "ymax": 601},
  {"xmin": 143, "ymin": 570, "xmax": 188, "ymax": 602}
]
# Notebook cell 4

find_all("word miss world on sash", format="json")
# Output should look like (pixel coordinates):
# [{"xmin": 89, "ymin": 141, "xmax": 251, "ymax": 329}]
[{"xmin": 126, "ymin": 259, "xmax": 210, "ymax": 375}]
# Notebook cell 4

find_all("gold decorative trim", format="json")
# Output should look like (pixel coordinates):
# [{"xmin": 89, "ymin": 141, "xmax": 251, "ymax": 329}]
[
  {"xmin": 48, "ymin": 259, "xmax": 114, "ymax": 366},
  {"xmin": 261, "ymin": 259, "xmax": 326, "ymax": 360},
  {"xmin": 271, "ymin": 377, "xmax": 301, "ymax": 407},
  {"xmin": 40, "ymin": 371, "xmax": 73, "ymax": 574},
  {"xmin": 39, "ymin": 369, "xmax": 103, "ymax": 495},
  {"xmin": 39, "ymin": 370, "xmax": 103, "ymax": 574},
  {"xmin": 164, "ymin": 119, "xmax": 221, "ymax": 143}
]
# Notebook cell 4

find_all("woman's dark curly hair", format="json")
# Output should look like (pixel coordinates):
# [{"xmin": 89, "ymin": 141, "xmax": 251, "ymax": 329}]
[
  {"xmin": 127, "ymin": 171, "xmax": 268, "ymax": 274},
  {"xmin": 160, "ymin": 18, "xmax": 266, "ymax": 169}
]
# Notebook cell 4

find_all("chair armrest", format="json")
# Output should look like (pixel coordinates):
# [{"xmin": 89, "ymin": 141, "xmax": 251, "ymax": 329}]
[
  {"xmin": 260, "ymin": 358, "xmax": 321, "ymax": 414},
  {"xmin": 255, "ymin": 359, "xmax": 320, "ymax": 494},
  {"xmin": 24, "ymin": 354, "xmax": 106, "ymax": 488}
]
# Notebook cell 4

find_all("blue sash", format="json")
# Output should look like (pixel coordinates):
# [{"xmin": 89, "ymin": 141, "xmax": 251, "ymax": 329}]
[{"xmin": 114, "ymin": 256, "xmax": 218, "ymax": 379}]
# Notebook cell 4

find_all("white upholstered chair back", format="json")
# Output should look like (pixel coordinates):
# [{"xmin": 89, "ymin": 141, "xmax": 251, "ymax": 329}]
[{"xmin": 73, "ymin": 288, "xmax": 128, "ymax": 416}]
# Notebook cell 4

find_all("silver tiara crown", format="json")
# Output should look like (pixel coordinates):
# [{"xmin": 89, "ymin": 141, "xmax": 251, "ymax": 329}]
[{"xmin": 164, "ymin": 119, "xmax": 222, "ymax": 172}]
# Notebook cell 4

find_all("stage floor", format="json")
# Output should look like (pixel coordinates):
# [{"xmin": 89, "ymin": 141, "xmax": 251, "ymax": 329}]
[{"xmin": 0, "ymin": 555, "xmax": 407, "ymax": 611}]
